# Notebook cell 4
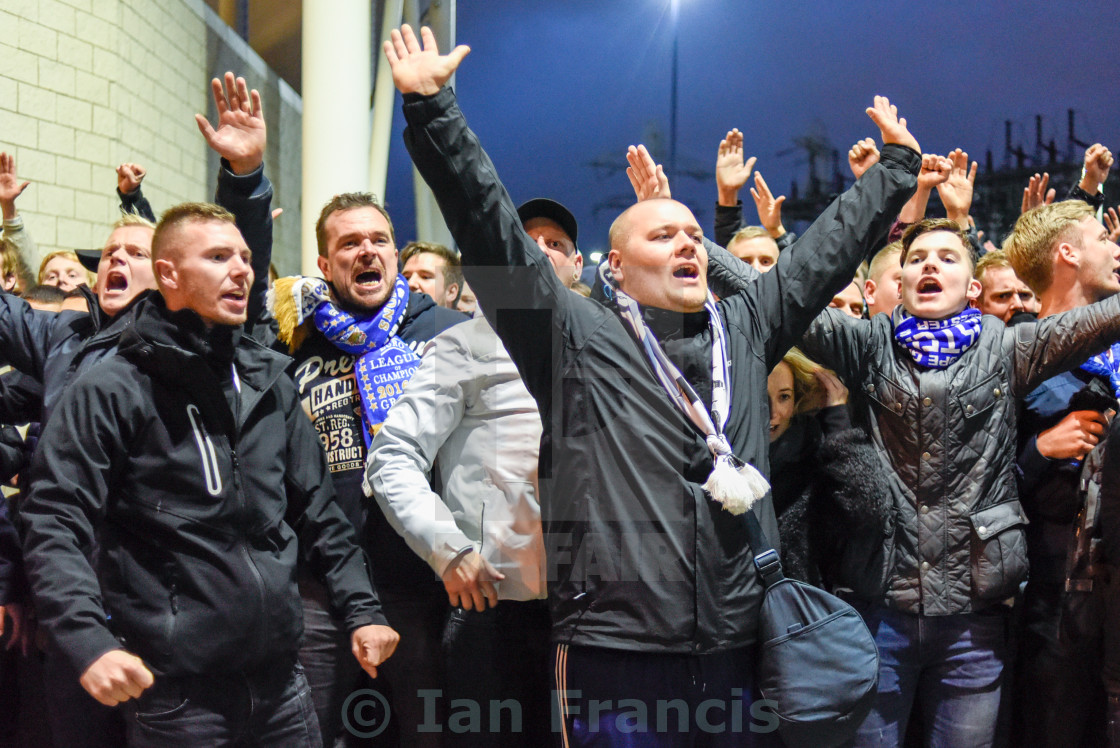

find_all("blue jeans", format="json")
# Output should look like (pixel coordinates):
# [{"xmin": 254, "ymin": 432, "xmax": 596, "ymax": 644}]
[
  {"xmin": 852, "ymin": 605, "xmax": 1008, "ymax": 748},
  {"xmin": 552, "ymin": 644, "xmax": 782, "ymax": 747},
  {"xmin": 123, "ymin": 661, "xmax": 320, "ymax": 747}
]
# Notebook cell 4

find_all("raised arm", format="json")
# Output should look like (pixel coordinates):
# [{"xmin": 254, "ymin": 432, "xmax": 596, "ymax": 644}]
[
  {"xmin": 1, "ymin": 152, "xmax": 39, "ymax": 289},
  {"xmin": 1011, "ymin": 292, "xmax": 1120, "ymax": 395},
  {"xmin": 197, "ymin": 72, "xmax": 274, "ymax": 323},
  {"xmin": 116, "ymin": 163, "xmax": 156, "ymax": 222},
  {"xmin": 750, "ymin": 96, "xmax": 921, "ymax": 367},
  {"xmin": 389, "ymin": 25, "xmax": 570, "ymax": 406}
]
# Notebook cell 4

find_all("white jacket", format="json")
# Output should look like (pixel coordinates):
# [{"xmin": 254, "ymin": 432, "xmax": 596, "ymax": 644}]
[{"xmin": 364, "ymin": 316, "xmax": 545, "ymax": 601}]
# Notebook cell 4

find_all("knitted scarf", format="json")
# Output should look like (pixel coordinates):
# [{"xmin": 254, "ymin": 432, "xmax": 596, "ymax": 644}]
[
  {"xmin": 894, "ymin": 307, "xmax": 983, "ymax": 369},
  {"xmin": 269, "ymin": 274, "xmax": 419, "ymax": 447},
  {"xmin": 604, "ymin": 265, "xmax": 770, "ymax": 515},
  {"xmin": 1081, "ymin": 343, "xmax": 1120, "ymax": 399}
]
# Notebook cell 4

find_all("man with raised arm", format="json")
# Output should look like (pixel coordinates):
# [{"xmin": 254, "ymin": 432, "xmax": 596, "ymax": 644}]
[{"xmin": 384, "ymin": 25, "xmax": 920, "ymax": 745}]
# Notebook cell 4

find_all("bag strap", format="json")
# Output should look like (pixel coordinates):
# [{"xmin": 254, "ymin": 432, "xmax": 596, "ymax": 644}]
[{"xmin": 744, "ymin": 509, "xmax": 786, "ymax": 589}]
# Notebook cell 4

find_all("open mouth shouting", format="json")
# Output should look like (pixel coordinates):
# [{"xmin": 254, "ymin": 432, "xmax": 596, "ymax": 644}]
[
  {"xmin": 672, "ymin": 262, "xmax": 701, "ymax": 282},
  {"xmin": 103, "ymin": 270, "xmax": 129, "ymax": 294},
  {"xmin": 917, "ymin": 277, "xmax": 942, "ymax": 295},
  {"xmin": 355, "ymin": 268, "xmax": 383, "ymax": 288}
]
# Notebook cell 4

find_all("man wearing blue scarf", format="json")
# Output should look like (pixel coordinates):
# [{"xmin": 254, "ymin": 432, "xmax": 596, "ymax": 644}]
[
  {"xmin": 267, "ymin": 193, "xmax": 467, "ymax": 745},
  {"xmin": 799, "ymin": 213, "xmax": 1120, "ymax": 747},
  {"xmin": 1005, "ymin": 198, "xmax": 1120, "ymax": 748}
]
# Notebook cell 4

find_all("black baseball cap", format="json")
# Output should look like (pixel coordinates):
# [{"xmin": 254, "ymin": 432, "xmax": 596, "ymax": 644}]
[
  {"xmin": 517, "ymin": 198, "xmax": 578, "ymax": 249},
  {"xmin": 75, "ymin": 250, "xmax": 102, "ymax": 273}
]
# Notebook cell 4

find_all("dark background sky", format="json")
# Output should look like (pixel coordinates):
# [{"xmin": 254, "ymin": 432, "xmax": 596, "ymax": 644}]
[{"xmin": 382, "ymin": 0, "xmax": 1120, "ymax": 259}]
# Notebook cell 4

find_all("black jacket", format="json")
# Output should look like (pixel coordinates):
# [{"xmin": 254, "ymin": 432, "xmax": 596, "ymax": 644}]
[
  {"xmin": 20, "ymin": 296, "xmax": 384, "ymax": 677},
  {"xmin": 402, "ymin": 85, "xmax": 918, "ymax": 652}
]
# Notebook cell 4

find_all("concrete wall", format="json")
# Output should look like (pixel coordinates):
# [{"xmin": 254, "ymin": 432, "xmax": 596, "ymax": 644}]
[{"xmin": 0, "ymin": 0, "xmax": 303, "ymax": 274}]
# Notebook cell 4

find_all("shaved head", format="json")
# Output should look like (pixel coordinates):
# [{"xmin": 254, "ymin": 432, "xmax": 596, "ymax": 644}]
[{"xmin": 610, "ymin": 199, "xmax": 685, "ymax": 252}]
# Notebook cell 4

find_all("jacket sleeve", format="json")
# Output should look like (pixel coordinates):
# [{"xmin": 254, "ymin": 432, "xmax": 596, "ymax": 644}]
[
  {"xmin": 0, "ymin": 491, "xmax": 25, "ymax": 605},
  {"xmin": 704, "ymin": 237, "xmax": 759, "ymax": 298},
  {"xmin": 1010, "ymin": 293, "xmax": 1120, "ymax": 396},
  {"xmin": 0, "ymin": 370, "xmax": 42, "ymax": 426},
  {"xmin": 2, "ymin": 215, "xmax": 40, "ymax": 291},
  {"xmin": 401, "ymin": 86, "xmax": 574, "ymax": 413},
  {"xmin": 798, "ymin": 307, "xmax": 874, "ymax": 389},
  {"xmin": 281, "ymin": 382, "xmax": 387, "ymax": 631},
  {"xmin": 18, "ymin": 376, "xmax": 132, "ymax": 675},
  {"xmin": 215, "ymin": 161, "xmax": 274, "ymax": 327},
  {"xmin": 364, "ymin": 330, "xmax": 477, "ymax": 577},
  {"xmin": 734, "ymin": 144, "xmax": 919, "ymax": 369},
  {"xmin": 0, "ymin": 292, "xmax": 65, "ymax": 378},
  {"xmin": 714, "ymin": 202, "xmax": 746, "ymax": 249},
  {"xmin": 117, "ymin": 185, "xmax": 156, "ymax": 223}
]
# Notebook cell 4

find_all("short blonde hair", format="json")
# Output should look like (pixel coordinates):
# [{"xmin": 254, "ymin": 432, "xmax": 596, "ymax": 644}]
[
  {"xmin": 867, "ymin": 241, "xmax": 903, "ymax": 285},
  {"xmin": 38, "ymin": 250, "xmax": 94, "ymax": 286},
  {"xmin": 1004, "ymin": 200, "xmax": 1096, "ymax": 295},
  {"xmin": 152, "ymin": 202, "xmax": 236, "ymax": 262},
  {"xmin": 974, "ymin": 249, "xmax": 1012, "ymax": 282}
]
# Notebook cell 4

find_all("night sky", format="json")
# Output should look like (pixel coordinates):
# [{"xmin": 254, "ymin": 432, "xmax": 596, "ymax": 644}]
[{"xmin": 382, "ymin": 1, "xmax": 1120, "ymax": 259}]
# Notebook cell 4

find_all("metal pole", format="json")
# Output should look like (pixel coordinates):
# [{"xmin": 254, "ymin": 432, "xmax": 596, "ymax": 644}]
[
  {"xmin": 669, "ymin": 0, "xmax": 679, "ymax": 176},
  {"xmin": 370, "ymin": 0, "xmax": 405, "ymax": 202},
  {"xmin": 301, "ymin": 0, "xmax": 372, "ymax": 276}
]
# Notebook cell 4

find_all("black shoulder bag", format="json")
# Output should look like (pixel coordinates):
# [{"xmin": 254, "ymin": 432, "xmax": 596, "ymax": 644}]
[{"xmin": 744, "ymin": 509, "xmax": 879, "ymax": 748}]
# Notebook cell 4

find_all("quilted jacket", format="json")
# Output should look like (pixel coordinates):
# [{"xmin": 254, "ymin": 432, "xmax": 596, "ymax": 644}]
[{"xmin": 801, "ymin": 300, "xmax": 1120, "ymax": 615}]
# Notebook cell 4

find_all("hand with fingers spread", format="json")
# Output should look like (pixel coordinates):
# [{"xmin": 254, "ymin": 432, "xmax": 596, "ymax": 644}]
[
  {"xmin": 79, "ymin": 649, "xmax": 155, "ymax": 707},
  {"xmin": 1036, "ymin": 409, "xmax": 1113, "ymax": 461},
  {"xmin": 115, "ymin": 163, "xmax": 146, "ymax": 195},
  {"xmin": 937, "ymin": 148, "xmax": 978, "ymax": 228},
  {"xmin": 627, "ymin": 144, "xmax": 671, "ymax": 201},
  {"xmin": 848, "ymin": 138, "xmax": 880, "ymax": 180},
  {"xmin": 383, "ymin": 24, "xmax": 471, "ymax": 96},
  {"xmin": 441, "ymin": 549, "xmax": 505, "ymax": 611},
  {"xmin": 0, "ymin": 153, "xmax": 30, "ymax": 220},
  {"xmin": 351, "ymin": 624, "xmax": 400, "ymax": 679},
  {"xmin": 1079, "ymin": 143, "xmax": 1114, "ymax": 196},
  {"xmin": 1021, "ymin": 172, "xmax": 1056, "ymax": 214},
  {"xmin": 865, "ymin": 95, "xmax": 920, "ymax": 154},
  {"xmin": 715, "ymin": 129, "xmax": 757, "ymax": 207},
  {"xmin": 749, "ymin": 173, "xmax": 787, "ymax": 238},
  {"xmin": 1105, "ymin": 207, "xmax": 1120, "ymax": 243},
  {"xmin": 195, "ymin": 72, "xmax": 266, "ymax": 175}
]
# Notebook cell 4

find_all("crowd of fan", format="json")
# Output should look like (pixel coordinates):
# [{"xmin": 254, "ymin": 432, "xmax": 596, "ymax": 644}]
[{"xmin": 1, "ymin": 23, "xmax": 1120, "ymax": 748}]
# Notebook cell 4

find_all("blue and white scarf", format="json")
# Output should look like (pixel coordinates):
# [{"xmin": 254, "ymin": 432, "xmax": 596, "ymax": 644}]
[
  {"xmin": 601, "ymin": 262, "xmax": 770, "ymax": 515},
  {"xmin": 288, "ymin": 274, "xmax": 420, "ymax": 448},
  {"xmin": 1081, "ymin": 343, "xmax": 1120, "ymax": 399},
  {"xmin": 894, "ymin": 307, "xmax": 983, "ymax": 369}
]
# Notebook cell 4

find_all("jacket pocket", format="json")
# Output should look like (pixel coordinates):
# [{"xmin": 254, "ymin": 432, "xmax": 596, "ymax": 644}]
[
  {"xmin": 955, "ymin": 373, "xmax": 1004, "ymax": 422},
  {"xmin": 969, "ymin": 501, "xmax": 1029, "ymax": 602},
  {"xmin": 863, "ymin": 372, "xmax": 912, "ymax": 422}
]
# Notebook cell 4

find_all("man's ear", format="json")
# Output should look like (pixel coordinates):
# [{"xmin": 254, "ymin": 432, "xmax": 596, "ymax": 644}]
[
  {"xmin": 607, "ymin": 248, "xmax": 623, "ymax": 284},
  {"xmin": 154, "ymin": 258, "xmax": 177, "ymax": 291},
  {"xmin": 444, "ymin": 281, "xmax": 460, "ymax": 307},
  {"xmin": 863, "ymin": 279, "xmax": 877, "ymax": 305},
  {"xmin": 573, "ymin": 252, "xmax": 584, "ymax": 275},
  {"xmin": 1055, "ymin": 240, "xmax": 1079, "ymax": 269},
  {"xmin": 966, "ymin": 277, "xmax": 983, "ymax": 302},
  {"xmin": 316, "ymin": 255, "xmax": 331, "ymax": 282}
]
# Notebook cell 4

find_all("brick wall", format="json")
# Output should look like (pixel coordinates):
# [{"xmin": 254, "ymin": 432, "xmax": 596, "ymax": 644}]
[{"xmin": 0, "ymin": 0, "xmax": 302, "ymax": 274}]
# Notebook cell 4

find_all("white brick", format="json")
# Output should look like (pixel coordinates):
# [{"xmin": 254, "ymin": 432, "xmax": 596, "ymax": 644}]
[
  {"xmin": 18, "ymin": 150, "xmax": 57, "ymax": 184},
  {"xmin": 38, "ymin": 58, "xmax": 75, "ymax": 97},
  {"xmin": 57, "ymin": 96, "xmax": 92, "ymax": 131},
  {"xmin": 0, "ymin": 76, "xmax": 19, "ymax": 110},
  {"xmin": 91, "ymin": 46, "xmax": 117, "ymax": 79},
  {"xmin": 39, "ymin": 121, "xmax": 75, "ymax": 156},
  {"xmin": 0, "ymin": 110, "xmax": 38, "ymax": 149},
  {"xmin": 75, "ymin": 190, "xmax": 109, "ymax": 223},
  {"xmin": 73, "ymin": 11, "xmax": 112, "ymax": 51},
  {"xmin": 74, "ymin": 70, "xmax": 109, "ymax": 104},
  {"xmin": 56, "ymin": 36, "xmax": 93, "ymax": 71},
  {"xmin": 18, "ymin": 19, "xmax": 57, "ymax": 58},
  {"xmin": 37, "ymin": 0, "xmax": 76, "ymax": 36},
  {"xmin": 74, "ymin": 130, "xmax": 108, "ymax": 163},
  {"xmin": 38, "ymin": 184, "xmax": 75, "ymax": 219},
  {"xmin": 92, "ymin": 104, "xmax": 118, "ymax": 139},
  {"xmin": 17, "ymin": 83, "xmax": 57, "ymax": 122},
  {"xmin": 0, "ymin": 43, "xmax": 39, "ymax": 86},
  {"xmin": 60, "ymin": 0, "xmax": 94, "ymax": 12},
  {"xmin": 57, "ymin": 217, "xmax": 92, "ymax": 249},
  {"xmin": 90, "ymin": 0, "xmax": 115, "ymax": 22},
  {"xmin": 21, "ymin": 212, "xmax": 56, "ymax": 246},
  {"xmin": 6, "ymin": 0, "xmax": 38, "ymax": 23}
]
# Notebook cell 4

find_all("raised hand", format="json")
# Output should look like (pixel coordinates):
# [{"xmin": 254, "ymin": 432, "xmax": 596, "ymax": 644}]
[
  {"xmin": 749, "ymin": 173, "xmax": 787, "ymax": 238},
  {"xmin": 627, "ymin": 144, "xmax": 671, "ymax": 201},
  {"xmin": 383, "ymin": 24, "xmax": 471, "ymax": 96},
  {"xmin": 1105, "ymin": 207, "xmax": 1120, "ymax": 243},
  {"xmin": 351, "ymin": 624, "xmax": 400, "ymax": 679},
  {"xmin": 1080, "ymin": 143, "xmax": 1114, "ymax": 195},
  {"xmin": 917, "ymin": 153, "xmax": 951, "ymax": 190},
  {"xmin": 116, "ymin": 163, "xmax": 146, "ymax": 194},
  {"xmin": 195, "ymin": 72, "xmax": 266, "ymax": 175},
  {"xmin": 1021, "ymin": 172, "xmax": 1056, "ymax": 214},
  {"xmin": 715, "ymin": 128, "xmax": 757, "ymax": 206},
  {"xmin": 865, "ymin": 95, "xmax": 920, "ymax": 154},
  {"xmin": 0, "ymin": 152, "xmax": 30, "ymax": 219},
  {"xmin": 937, "ymin": 148, "xmax": 978, "ymax": 227},
  {"xmin": 848, "ymin": 138, "xmax": 880, "ymax": 180}
]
